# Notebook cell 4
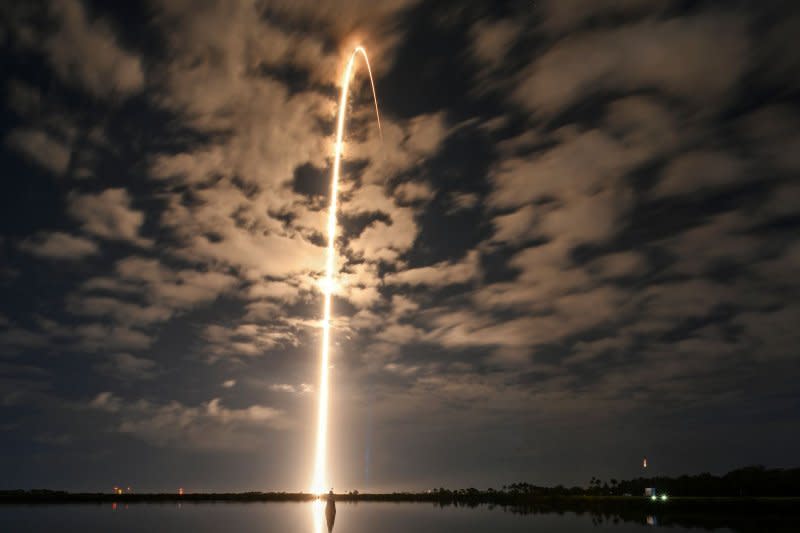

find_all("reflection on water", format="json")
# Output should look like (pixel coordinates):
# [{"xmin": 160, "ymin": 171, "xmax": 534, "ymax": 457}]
[
  {"xmin": 2, "ymin": 501, "xmax": 799, "ymax": 533},
  {"xmin": 326, "ymin": 497, "xmax": 336, "ymax": 532},
  {"xmin": 310, "ymin": 497, "xmax": 336, "ymax": 533},
  {"xmin": 311, "ymin": 499, "xmax": 325, "ymax": 533}
]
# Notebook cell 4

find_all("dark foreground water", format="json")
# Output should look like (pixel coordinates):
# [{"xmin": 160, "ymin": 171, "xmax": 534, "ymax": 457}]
[{"xmin": 1, "ymin": 501, "xmax": 796, "ymax": 533}]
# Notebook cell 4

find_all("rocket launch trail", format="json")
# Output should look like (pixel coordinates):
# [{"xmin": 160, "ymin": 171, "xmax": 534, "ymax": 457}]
[{"xmin": 311, "ymin": 46, "xmax": 382, "ymax": 496}]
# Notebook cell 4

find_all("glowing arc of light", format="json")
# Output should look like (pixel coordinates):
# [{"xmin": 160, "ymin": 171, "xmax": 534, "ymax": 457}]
[{"xmin": 311, "ymin": 46, "xmax": 382, "ymax": 496}]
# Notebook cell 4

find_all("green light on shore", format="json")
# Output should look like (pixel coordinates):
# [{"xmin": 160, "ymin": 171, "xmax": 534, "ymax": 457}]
[{"xmin": 661, "ymin": 494, "xmax": 668, "ymax": 501}]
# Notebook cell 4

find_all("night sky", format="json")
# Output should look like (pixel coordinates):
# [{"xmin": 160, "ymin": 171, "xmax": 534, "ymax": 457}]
[{"xmin": 1, "ymin": 0, "xmax": 799, "ymax": 493}]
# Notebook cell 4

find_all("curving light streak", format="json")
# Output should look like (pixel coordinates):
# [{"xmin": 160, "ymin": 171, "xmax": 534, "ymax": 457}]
[{"xmin": 311, "ymin": 46, "xmax": 382, "ymax": 496}]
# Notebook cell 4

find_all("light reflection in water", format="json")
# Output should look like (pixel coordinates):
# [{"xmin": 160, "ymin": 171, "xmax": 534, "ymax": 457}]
[
  {"xmin": 311, "ymin": 499, "xmax": 325, "ymax": 533},
  {"xmin": 311, "ymin": 497, "xmax": 336, "ymax": 533}
]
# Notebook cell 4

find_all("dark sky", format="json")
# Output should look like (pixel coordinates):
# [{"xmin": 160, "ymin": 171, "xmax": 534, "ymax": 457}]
[{"xmin": 1, "ymin": 0, "xmax": 799, "ymax": 493}]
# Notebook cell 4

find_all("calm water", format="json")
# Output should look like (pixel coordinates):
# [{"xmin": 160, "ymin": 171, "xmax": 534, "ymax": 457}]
[{"xmin": 0, "ymin": 501, "xmax": 759, "ymax": 533}]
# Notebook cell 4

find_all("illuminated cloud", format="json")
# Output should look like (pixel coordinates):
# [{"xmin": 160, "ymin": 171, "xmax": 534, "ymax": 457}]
[
  {"xmin": 447, "ymin": 191, "xmax": 479, "ymax": 214},
  {"xmin": 97, "ymin": 353, "xmax": 158, "ymax": 380},
  {"xmin": 1, "ymin": 0, "xmax": 799, "ymax": 490},
  {"xmin": 514, "ymin": 12, "xmax": 749, "ymax": 115},
  {"xmin": 470, "ymin": 19, "xmax": 522, "ymax": 67},
  {"xmin": 4, "ymin": 128, "xmax": 71, "ymax": 175},
  {"xmin": 19, "ymin": 232, "xmax": 98, "ymax": 260},
  {"xmin": 270, "ymin": 383, "xmax": 312, "ymax": 394},
  {"xmin": 394, "ymin": 181, "xmax": 434, "ymax": 203},
  {"xmin": 385, "ymin": 250, "xmax": 480, "ymax": 287},
  {"xmin": 67, "ymin": 189, "xmax": 152, "ymax": 247},
  {"xmin": 45, "ymin": 0, "xmax": 144, "ymax": 97},
  {"xmin": 203, "ymin": 323, "xmax": 300, "ymax": 360},
  {"xmin": 89, "ymin": 393, "xmax": 287, "ymax": 451}
]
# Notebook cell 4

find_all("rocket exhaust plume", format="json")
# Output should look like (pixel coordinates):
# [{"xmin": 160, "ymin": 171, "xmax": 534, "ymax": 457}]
[{"xmin": 311, "ymin": 46, "xmax": 382, "ymax": 496}]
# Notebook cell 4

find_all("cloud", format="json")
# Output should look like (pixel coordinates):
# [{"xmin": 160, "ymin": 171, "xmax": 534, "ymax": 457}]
[
  {"xmin": 425, "ymin": 310, "xmax": 543, "ymax": 350},
  {"xmin": 605, "ymin": 95, "xmax": 682, "ymax": 155},
  {"xmin": 67, "ymin": 296, "xmax": 173, "ymax": 326},
  {"xmin": 458, "ymin": 4, "xmax": 800, "ymax": 410},
  {"xmin": 1, "ymin": 0, "xmax": 452, "ymax": 387},
  {"xmin": 661, "ymin": 213, "xmax": 761, "ymax": 277},
  {"xmin": 758, "ymin": 6, "xmax": 800, "ymax": 89},
  {"xmin": 0, "ymin": 326, "xmax": 50, "ymax": 352},
  {"xmin": 734, "ymin": 305, "xmax": 800, "ymax": 361},
  {"xmin": 758, "ymin": 182, "xmax": 800, "ymax": 220},
  {"xmin": 484, "ymin": 94, "xmax": 686, "ymax": 304},
  {"xmin": 74, "ymin": 323, "xmax": 153, "ymax": 352},
  {"xmin": 247, "ymin": 280, "xmax": 302, "ymax": 302},
  {"xmin": 0, "ymin": 0, "xmax": 798, "ymax": 490},
  {"xmin": 515, "ymin": 12, "xmax": 748, "ymax": 115},
  {"xmin": 19, "ymin": 232, "xmax": 98, "ymax": 260},
  {"xmin": 183, "ymin": 226, "xmax": 324, "ymax": 280},
  {"xmin": 587, "ymin": 251, "xmax": 646, "ymax": 279},
  {"xmin": 345, "ymin": 185, "xmax": 418, "ymax": 263},
  {"xmin": 137, "ymin": 3, "xmax": 453, "ymax": 363},
  {"xmin": 55, "ymin": 256, "xmax": 241, "ymax": 354},
  {"xmin": 375, "ymin": 322, "xmax": 425, "ymax": 345},
  {"xmin": 538, "ymin": 0, "xmax": 668, "ymax": 34},
  {"xmin": 45, "ymin": 0, "xmax": 144, "ymax": 98},
  {"xmin": 4, "ymin": 128, "xmax": 71, "ymax": 175},
  {"xmin": 394, "ymin": 181, "xmax": 434, "ymax": 203},
  {"xmin": 487, "ymin": 128, "xmax": 640, "ymax": 254},
  {"xmin": 269, "ymin": 383, "xmax": 312, "ymax": 394},
  {"xmin": 446, "ymin": 191, "xmax": 479, "ymax": 214},
  {"xmin": 348, "ymin": 113, "xmax": 449, "ymax": 186},
  {"xmin": 540, "ymin": 189, "xmax": 628, "ymax": 245},
  {"xmin": 5, "ymin": 79, "xmax": 43, "ymax": 116},
  {"xmin": 385, "ymin": 250, "xmax": 480, "ymax": 287},
  {"xmin": 89, "ymin": 392, "xmax": 286, "ymax": 451},
  {"xmin": 342, "ymin": 284, "xmax": 382, "ymax": 309},
  {"xmin": 67, "ymin": 188, "xmax": 152, "ymax": 246},
  {"xmin": 153, "ymin": 0, "xmax": 418, "ymax": 90},
  {"xmin": 488, "ymin": 128, "xmax": 639, "ymax": 210},
  {"xmin": 110, "ymin": 257, "xmax": 239, "ymax": 310},
  {"xmin": 89, "ymin": 391, "xmax": 121, "ymax": 412},
  {"xmin": 260, "ymin": 0, "xmax": 419, "ymax": 36},
  {"xmin": 490, "ymin": 205, "xmax": 537, "ymax": 245},
  {"xmin": 470, "ymin": 19, "xmax": 522, "ymax": 66},
  {"xmin": 97, "ymin": 353, "xmax": 157, "ymax": 380},
  {"xmin": 202, "ymin": 323, "xmax": 300, "ymax": 360},
  {"xmin": 0, "ymin": 315, "xmax": 155, "ymax": 355},
  {"xmin": 738, "ymin": 104, "xmax": 800, "ymax": 175},
  {"xmin": 653, "ymin": 151, "xmax": 748, "ymax": 198},
  {"xmin": 155, "ymin": 176, "xmax": 324, "ymax": 280}
]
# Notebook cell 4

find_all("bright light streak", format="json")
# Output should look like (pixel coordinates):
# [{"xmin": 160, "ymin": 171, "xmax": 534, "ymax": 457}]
[
  {"xmin": 311, "ymin": 46, "xmax": 382, "ymax": 496},
  {"xmin": 311, "ymin": 499, "xmax": 325, "ymax": 533}
]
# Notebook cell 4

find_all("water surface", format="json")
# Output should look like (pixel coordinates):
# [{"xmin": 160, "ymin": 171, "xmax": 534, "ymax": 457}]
[{"xmin": 0, "ymin": 501, "xmax": 771, "ymax": 532}]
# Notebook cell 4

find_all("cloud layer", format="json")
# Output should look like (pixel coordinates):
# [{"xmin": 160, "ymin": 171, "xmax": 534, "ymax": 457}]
[{"xmin": 0, "ymin": 0, "xmax": 798, "ymax": 491}]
